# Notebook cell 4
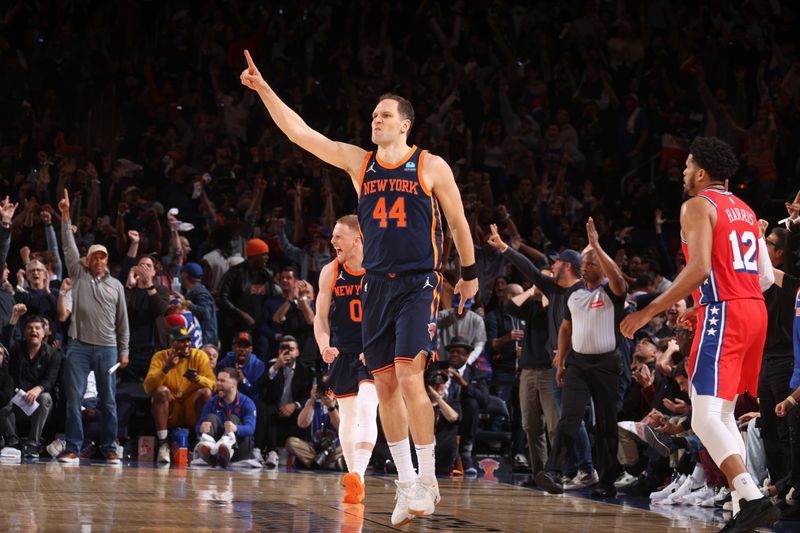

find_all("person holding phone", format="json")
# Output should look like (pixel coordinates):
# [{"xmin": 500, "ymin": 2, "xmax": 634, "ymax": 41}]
[
  {"xmin": 260, "ymin": 335, "xmax": 312, "ymax": 469},
  {"xmin": 143, "ymin": 326, "xmax": 216, "ymax": 464}
]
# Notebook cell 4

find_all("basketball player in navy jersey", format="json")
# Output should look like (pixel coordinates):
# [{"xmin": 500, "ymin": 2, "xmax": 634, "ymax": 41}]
[
  {"xmin": 314, "ymin": 215, "xmax": 378, "ymax": 505},
  {"xmin": 241, "ymin": 51, "xmax": 478, "ymax": 525}
]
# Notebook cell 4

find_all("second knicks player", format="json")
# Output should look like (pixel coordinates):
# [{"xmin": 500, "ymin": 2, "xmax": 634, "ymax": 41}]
[{"xmin": 314, "ymin": 215, "xmax": 377, "ymax": 505}]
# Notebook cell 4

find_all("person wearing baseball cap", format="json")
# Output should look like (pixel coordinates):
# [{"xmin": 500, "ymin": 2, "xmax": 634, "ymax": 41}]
[
  {"xmin": 56, "ymin": 188, "xmax": 129, "ymax": 465},
  {"xmin": 143, "ymin": 326, "xmax": 216, "ymax": 464},
  {"xmin": 180, "ymin": 262, "xmax": 218, "ymax": 346},
  {"xmin": 218, "ymin": 332, "xmax": 266, "ymax": 402},
  {"xmin": 555, "ymin": 249, "xmax": 582, "ymax": 276}
]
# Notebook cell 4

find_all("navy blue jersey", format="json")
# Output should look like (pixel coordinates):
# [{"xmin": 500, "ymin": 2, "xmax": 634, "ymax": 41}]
[
  {"xmin": 330, "ymin": 260, "xmax": 365, "ymax": 353},
  {"xmin": 357, "ymin": 146, "xmax": 443, "ymax": 273}
]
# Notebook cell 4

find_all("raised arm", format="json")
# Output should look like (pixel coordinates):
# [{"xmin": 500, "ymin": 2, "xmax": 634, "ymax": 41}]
[
  {"xmin": 58, "ymin": 189, "xmax": 83, "ymax": 279},
  {"xmin": 487, "ymin": 224, "xmax": 555, "ymax": 293},
  {"xmin": 0, "ymin": 197, "xmax": 18, "ymax": 270},
  {"xmin": 41, "ymin": 210, "xmax": 63, "ymax": 280},
  {"xmin": 586, "ymin": 217, "xmax": 627, "ymax": 297},
  {"xmin": 240, "ymin": 50, "xmax": 367, "ymax": 190}
]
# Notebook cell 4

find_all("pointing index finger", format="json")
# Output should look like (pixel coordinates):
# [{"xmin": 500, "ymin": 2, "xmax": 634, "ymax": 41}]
[{"xmin": 244, "ymin": 49, "xmax": 256, "ymax": 73}]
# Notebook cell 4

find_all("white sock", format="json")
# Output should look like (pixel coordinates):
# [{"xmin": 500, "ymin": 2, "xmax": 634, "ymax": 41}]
[
  {"xmin": 732, "ymin": 490, "xmax": 741, "ymax": 515},
  {"xmin": 732, "ymin": 472, "xmax": 763, "ymax": 501},
  {"xmin": 339, "ymin": 436, "xmax": 355, "ymax": 472},
  {"xmin": 353, "ymin": 447, "xmax": 373, "ymax": 479},
  {"xmin": 157, "ymin": 430, "xmax": 168, "ymax": 441},
  {"xmin": 415, "ymin": 442, "xmax": 436, "ymax": 480},
  {"xmin": 690, "ymin": 464, "xmax": 706, "ymax": 489},
  {"xmin": 388, "ymin": 438, "xmax": 417, "ymax": 484}
]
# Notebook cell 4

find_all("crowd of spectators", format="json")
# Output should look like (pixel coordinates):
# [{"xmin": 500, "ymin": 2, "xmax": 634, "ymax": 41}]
[{"xmin": 0, "ymin": 0, "xmax": 799, "ymax": 519}]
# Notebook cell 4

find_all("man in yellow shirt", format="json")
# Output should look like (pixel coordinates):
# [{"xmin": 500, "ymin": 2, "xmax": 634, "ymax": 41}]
[{"xmin": 144, "ymin": 326, "xmax": 215, "ymax": 463}]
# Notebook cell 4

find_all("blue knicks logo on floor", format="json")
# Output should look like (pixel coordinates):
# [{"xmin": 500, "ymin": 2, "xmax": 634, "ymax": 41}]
[{"xmin": 404, "ymin": 161, "xmax": 416, "ymax": 172}]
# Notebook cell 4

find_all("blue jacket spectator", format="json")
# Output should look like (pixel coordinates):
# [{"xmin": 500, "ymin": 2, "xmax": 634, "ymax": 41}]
[
  {"xmin": 218, "ymin": 332, "xmax": 266, "ymax": 401},
  {"xmin": 195, "ymin": 388, "xmax": 257, "ymax": 438}
]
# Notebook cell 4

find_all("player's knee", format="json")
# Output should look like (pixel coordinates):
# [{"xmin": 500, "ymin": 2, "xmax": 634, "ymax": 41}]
[
  {"xmin": 396, "ymin": 369, "xmax": 424, "ymax": 395},
  {"xmin": 373, "ymin": 374, "xmax": 399, "ymax": 401}
]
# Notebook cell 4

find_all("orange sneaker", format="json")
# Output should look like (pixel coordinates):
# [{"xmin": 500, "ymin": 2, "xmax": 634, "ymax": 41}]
[{"xmin": 342, "ymin": 472, "xmax": 365, "ymax": 504}]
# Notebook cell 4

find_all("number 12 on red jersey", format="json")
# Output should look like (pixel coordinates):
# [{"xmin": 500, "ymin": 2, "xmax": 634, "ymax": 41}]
[{"xmin": 729, "ymin": 230, "xmax": 757, "ymax": 273}]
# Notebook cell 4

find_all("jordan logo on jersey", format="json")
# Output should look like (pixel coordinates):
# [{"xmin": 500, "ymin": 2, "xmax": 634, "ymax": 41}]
[
  {"xmin": 366, "ymin": 161, "xmax": 376, "ymax": 173},
  {"xmin": 423, "ymin": 276, "xmax": 433, "ymax": 289},
  {"xmin": 337, "ymin": 271, "xmax": 346, "ymax": 281}
]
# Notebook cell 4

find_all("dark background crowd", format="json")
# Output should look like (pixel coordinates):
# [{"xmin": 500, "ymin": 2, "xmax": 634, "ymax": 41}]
[{"xmin": 0, "ymin": 0, "xmax": 799, "ymax": 506}]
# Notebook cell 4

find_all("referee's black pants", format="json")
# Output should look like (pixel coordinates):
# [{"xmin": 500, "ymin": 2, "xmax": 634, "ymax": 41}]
[
  {"xmin": 545, "ymin": 351, "xmax": 620, "ymax": 488},
  {"xmin": 757, "ymin": 355, "xmax": 793, "ymax": 487}
]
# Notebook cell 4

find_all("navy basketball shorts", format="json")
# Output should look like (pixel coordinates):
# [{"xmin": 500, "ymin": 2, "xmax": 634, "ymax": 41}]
[
  {"xmin": 361, "ymin": 271, "xmax": 443, "ymax": 376},
  {"xmin": 328, "ymin": 351, "xmax": 374, "ymax": 398}
]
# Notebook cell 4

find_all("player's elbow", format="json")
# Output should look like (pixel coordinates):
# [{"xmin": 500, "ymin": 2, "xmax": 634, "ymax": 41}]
[{"xmin": 691, "ymin": 260, "xmax": 712, "ymax": 283}]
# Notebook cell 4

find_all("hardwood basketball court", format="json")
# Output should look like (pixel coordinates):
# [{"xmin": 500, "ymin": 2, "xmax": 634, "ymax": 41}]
[{"xmin": 0, "ymin": 460, "xmax": 756, "ymax": 532}]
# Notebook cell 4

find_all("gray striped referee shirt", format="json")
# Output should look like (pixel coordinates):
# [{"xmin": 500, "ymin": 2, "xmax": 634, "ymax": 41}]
[{"xmin": 564, "ymin": 282, "xmax": 625, "ymax": 355}]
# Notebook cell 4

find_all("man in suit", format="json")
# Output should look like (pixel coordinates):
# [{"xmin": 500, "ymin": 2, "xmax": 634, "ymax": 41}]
[
  {"xmin": 443, "ymin": 336, "xmax": 490, "ymax": 476},
  {"xmin": 260, "ymin": 335, "xmax": 312, "ymax": 469}
]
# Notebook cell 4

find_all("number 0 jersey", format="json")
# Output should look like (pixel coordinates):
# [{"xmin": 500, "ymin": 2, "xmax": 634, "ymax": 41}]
[
  {"xmin": 681, "ymin": 188, "xmax": 764, "ymax": 306},
  {"xmin": 357, "ymin": 146, "xmax": 443, "ymax": 273},
  {"xmin": 330, "ymin": 260, "xmax": 365, "ymax": 353}
]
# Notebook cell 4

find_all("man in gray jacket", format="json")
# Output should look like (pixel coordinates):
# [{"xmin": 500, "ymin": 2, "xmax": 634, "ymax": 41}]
[{"xmin": 57, "ymin": 189, "xmax": 129, "ymax": 464}]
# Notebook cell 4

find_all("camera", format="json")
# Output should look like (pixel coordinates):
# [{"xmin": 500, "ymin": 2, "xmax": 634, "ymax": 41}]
[
  {"xmin": 317, "ymin": 380, "xmax": 331, "ymax": 398},
  {"xmin": 313, "ymin": 435, "xmax": 338, "ymax": 467},
  {"xmin": 425, "ymin": 368, "xmax": 448, "ymax": 387}
]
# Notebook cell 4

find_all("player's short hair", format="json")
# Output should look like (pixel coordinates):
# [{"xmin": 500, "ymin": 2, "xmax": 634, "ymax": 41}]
[
  {"xmin": 378, "ymin": 93, "xmax": 415, "ymax": 128},
  {"xmin": 336, "ymin": 214, "xmax": 360, "ymax": 234},
  {"xmin": 689, "ymin": 137, "xmax": 739, "ymax": 182}
]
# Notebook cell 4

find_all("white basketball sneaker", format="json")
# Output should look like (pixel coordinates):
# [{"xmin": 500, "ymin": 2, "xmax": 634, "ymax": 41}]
[
  {"xmin": 408, "ymin": 475, "xmax": 441, "ymax": 517},
  {"xmin": 649, "ymin": 474, "xmax": 686, "ymax": 502},
  {"xmin": 215, "ymin": 433, "xmax": 237, "ymax": 468},
  {"xmin": 391, "ymin": 480, "xmax": 416, "ymax": 526},
  {"xmin": 194, "ymin": 433, "xmax": 217, "ymax": 464}
]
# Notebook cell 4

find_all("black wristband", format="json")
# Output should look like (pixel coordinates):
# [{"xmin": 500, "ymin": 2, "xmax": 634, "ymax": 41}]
[
  {"xmin": 146, "ymin": 285, "xmax": 155, "ymax": 291},
  {"xmin": 461, "ymin": 263, "xmax": 478, "ymax": 281}
]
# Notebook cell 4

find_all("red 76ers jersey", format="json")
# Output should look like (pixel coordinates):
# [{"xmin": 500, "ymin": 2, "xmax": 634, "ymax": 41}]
[{"xmin": 681, "ymin": 189, "xmax": 764, "ymax": 306}]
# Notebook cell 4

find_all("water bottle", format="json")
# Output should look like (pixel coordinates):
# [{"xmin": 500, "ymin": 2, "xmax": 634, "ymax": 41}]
[{"xmin": 172, "ymin": 275, "xmax": 182, "ymax": 295}]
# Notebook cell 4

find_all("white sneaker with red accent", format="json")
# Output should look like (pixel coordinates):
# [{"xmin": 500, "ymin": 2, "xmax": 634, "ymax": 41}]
[
  {"xmin": 408, "ymin": 475, "xmax": 440, "ymax": 517},
  {"xmin": 391, "ymin": 480, "xmax": 415, "ymax": 526},
  {"xmin": 194, "ymin": 433, "xmax": 217, "ymax": 464}
]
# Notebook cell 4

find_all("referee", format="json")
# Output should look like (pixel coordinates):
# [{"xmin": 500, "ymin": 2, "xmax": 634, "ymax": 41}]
[{"xmin": 535, "ymin": 217, "xmax": 627, "ymax": 497}]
